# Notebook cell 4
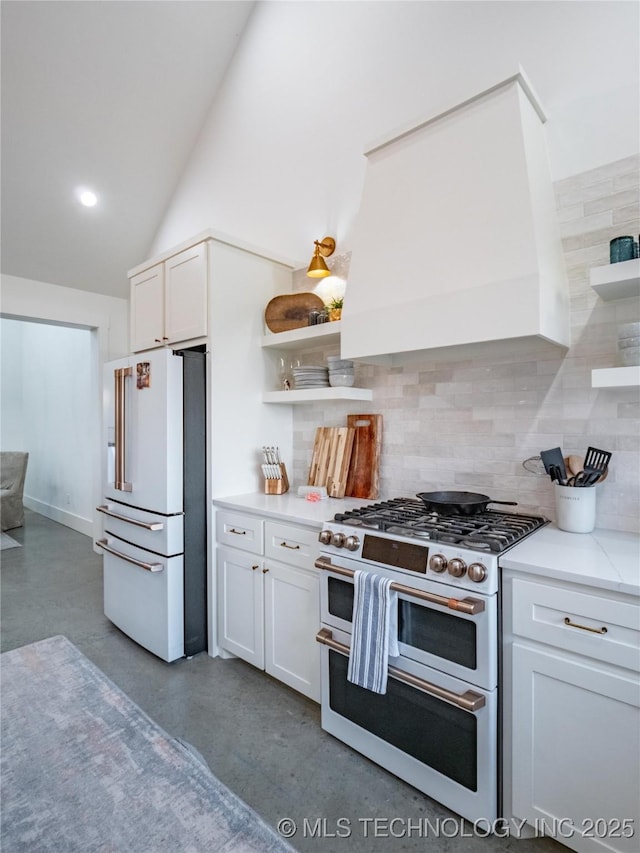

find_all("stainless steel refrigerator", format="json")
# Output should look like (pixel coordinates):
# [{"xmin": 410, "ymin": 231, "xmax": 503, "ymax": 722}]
[{"xmin": 98, "ymin": 346, "xmax": 206, "ymax": 662}]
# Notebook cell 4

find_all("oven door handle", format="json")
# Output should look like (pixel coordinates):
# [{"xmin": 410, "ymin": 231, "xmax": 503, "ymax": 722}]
[
  {"xmin": 315, "ymin": 628, "xmax": 485, "ymax": 713},
  {"xmin": 315, "ymin": 556, "xmax": 485, "ymax": 615}
]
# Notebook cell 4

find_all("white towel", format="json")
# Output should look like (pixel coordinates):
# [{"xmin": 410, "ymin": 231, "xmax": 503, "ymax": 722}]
[{"xmin": 347, "ymin": 570, "xmax": 399, "ymax": 694}]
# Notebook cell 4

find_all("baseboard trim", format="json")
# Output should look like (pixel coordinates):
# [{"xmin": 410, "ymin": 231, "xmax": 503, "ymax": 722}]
[{"xmin": 23, "ymin": 496, "xmax": 93, "ymax": 538}]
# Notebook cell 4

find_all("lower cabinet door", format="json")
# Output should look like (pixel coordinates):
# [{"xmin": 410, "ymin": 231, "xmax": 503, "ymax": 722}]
[
  {"xmin": 217, "ymin": 546, "xmax": 264, "ymax": 668},
  {"xmin": 512, "ymin": 642, "xmax": 640, "ymax": 853},
  {"xmin": 264, "ymin": 560, "xmax": 321, "ymax": 702}
]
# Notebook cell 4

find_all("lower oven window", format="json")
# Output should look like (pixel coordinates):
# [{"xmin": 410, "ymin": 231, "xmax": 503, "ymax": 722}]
[
  {"xmin": 328, "ymin": 578, "xmax": 477, "ymax": 670},
  {"xmin": 328, "ymin": 650, "xmax": 477, "ymax": 791}
]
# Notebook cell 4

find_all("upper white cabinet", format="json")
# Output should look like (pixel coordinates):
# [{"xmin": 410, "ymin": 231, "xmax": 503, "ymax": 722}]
[
  {"xmin": 130, "ymin": 241, "xmax": 208, "ymax": 352},
  {"xmin": 590, "ymin": 258, "xmax": 640, "ymax": 301},
  {"xmin": 341, "ymin": 70, "xmax": 570, "ymax": 362}
]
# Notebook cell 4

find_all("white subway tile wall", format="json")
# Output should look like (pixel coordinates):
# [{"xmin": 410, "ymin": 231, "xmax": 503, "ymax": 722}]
[{"xmin": 291, "ymin": 156, "xmax": 640, "ymax": 533}]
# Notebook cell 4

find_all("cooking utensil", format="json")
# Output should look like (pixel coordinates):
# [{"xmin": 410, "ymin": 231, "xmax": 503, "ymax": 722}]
[
  {"xmin": 566, "ymin": 455, "xmax": 583, "ymax": 477},
  {"xmin": 549, "ymin": 465, "xmax": 565, "ymax": 485},
  {"xmin": 540, "ymin": 447, "xmax": 567, "ymax": 480},
  {"xmin": 416, "ymin": 491, "xmax": 518, "ymax": 516},
  {"xmin": 583, "ymin": 446, "xmax": 612, "ymax": 476}
]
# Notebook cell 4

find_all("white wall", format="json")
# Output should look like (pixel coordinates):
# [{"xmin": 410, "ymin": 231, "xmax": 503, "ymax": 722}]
[
  {"xmin": 152, "ymin": 1, "xmax": 639, "ymax": 265},
  {"xmin": 0, "ymin": 274, "xmax": 129, "ymax": 538},
  {"xmin": 1, "ymin": 319, "xmax": 94, "ymax": 534}
]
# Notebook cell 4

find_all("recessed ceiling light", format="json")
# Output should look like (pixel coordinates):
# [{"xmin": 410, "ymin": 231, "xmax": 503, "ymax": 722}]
[{"xmin": 76, "ymin": 188, "xmax": 98, "ymax": 207}]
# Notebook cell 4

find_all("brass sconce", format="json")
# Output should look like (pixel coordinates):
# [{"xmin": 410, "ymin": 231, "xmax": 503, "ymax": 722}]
[{"xmin": 306, "ymin": 236, "xmax": 336, "ymax": 278}]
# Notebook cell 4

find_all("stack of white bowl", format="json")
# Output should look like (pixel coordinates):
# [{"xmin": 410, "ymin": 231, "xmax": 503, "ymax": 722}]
[
  {"xmin": 618, "ymin": 322, "xmax": 640, "ymax": 366},
  {"xmin": 327, "ymin": 356, "xmax": 355, "ymax": 387}
]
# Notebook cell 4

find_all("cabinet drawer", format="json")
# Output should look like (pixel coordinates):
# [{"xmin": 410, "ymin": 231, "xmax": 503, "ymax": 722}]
[
  {"xmin": 511, "ymin": 577, "xmax": 640, "ymax": 672},
  {"xmin": 265, "ymin": 521, "xmax": 318, "ymax": 570},
  {"xmin": 216, "ymin": 511, "xmax": 264, "ymax": 555}
]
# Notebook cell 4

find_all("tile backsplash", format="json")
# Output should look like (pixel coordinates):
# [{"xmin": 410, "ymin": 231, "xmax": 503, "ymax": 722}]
[{"xmin": 291, "ymin": 155, "xmax": 640, "ymax": 533}]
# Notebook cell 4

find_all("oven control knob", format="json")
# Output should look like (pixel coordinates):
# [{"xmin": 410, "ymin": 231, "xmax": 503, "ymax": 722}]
[
  {"xmin": 448, "ymin": 557, "xmax": 467, "ymax": 578},
  {"xmin": 429, "ymin": 554, "xmax": 448, "ymax": 573},
  {"xmin": 468, "ymin": 562, "xmax": 488, "ymax": 583},
  {"xmin": 344, "ymin": 535, "xmax": 360, "ymax": 552},
  {"xmin": 318, "ymin": 529, "xmax": 333, "ymax": 545},
  {"xmin": 331, "ymin": 532, "xmax": 346, "ymax": 548}
]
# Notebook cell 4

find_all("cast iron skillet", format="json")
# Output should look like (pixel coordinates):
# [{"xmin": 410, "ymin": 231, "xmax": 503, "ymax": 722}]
[{"xmin": 416, "ymin": 491, "xmax": 518, "ymax": 516}]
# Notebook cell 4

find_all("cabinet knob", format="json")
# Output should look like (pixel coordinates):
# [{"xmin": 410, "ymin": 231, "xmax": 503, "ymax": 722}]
[
  {"xmin": 262, "ymin": 568, "xmax": 269, "ymax": 574},
  {"xmin": 252, "ymin": 564, "xmax": 259, "ymax": 571}
]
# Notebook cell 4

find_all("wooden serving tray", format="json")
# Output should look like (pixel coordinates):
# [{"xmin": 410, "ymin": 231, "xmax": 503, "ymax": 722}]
[{"xmin": 264, "ymin": 292, "xmax": 325, "ymax": 333}]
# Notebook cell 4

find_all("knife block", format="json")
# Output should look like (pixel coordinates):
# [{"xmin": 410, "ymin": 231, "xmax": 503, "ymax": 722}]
[{"xmin": 264, "ymin": 463, "xmax": 289, "ymax": 495}]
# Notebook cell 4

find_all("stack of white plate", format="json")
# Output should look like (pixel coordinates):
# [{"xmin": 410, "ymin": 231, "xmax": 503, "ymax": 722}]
[
  {"xmin": 292, "ymin": 365, "xmax": 329, "ymax": 389},
  {"xmin": 327, "ymin": 356, "xmax": 355, "ymax": 387}
]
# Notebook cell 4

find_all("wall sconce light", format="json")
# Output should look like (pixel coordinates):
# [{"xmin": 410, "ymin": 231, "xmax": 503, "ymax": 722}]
[{"xmin": 306, "ymin": 236, "xmax": 336, "ymax": 278}]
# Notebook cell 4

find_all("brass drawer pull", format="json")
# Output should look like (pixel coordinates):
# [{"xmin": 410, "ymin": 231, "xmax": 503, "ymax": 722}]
[
  {"xmin": 96, "ymin": 539, "xmax": 163, "ymax": 572},
  {"xmin": 564, "ymin": 616, "xmax": 608, "ymax": 635},
  {"xmin": 280, "ymin": 541, "xmax": 301, "ymax": 550},
  {"xmin": 97, "ymin": 506, "xmax": 163, "ymax": 531}
]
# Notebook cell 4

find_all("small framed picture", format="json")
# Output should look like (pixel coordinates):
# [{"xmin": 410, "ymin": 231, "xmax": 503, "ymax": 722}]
[{"xmin": 136, "ymin": 362, "xmax": 151, "ymax": 389}]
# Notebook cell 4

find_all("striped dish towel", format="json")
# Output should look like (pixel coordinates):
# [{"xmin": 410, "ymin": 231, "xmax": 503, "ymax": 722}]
[{"xmin": 347, "ymin": 570, "xmax": 399, "ymax": 694}]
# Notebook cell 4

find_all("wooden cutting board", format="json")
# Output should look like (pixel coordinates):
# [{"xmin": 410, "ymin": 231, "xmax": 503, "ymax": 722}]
[
  {"xmin": 345, "ymin": 414, "xmax": 383, "ymax": 500},
  {"xmin": 308, "ymin": 426, "xmax": 355, "ymax": 498}
]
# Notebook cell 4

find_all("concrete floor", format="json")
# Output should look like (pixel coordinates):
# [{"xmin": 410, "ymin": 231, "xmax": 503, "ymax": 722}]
[{"xmin": 1, "ymin": 510, "xmax": 565, "ymax": 853}]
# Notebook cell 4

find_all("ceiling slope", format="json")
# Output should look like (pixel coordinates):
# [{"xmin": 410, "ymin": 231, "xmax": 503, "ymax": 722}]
[{"xmin": 1, "ymin": 0, "xmax": 255, "ymax": 299}]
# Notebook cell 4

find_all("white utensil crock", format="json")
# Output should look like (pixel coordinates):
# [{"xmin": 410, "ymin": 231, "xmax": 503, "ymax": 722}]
[{"xmin": 554, "ymin": 483, "xmax": 596, "ymax": 533}]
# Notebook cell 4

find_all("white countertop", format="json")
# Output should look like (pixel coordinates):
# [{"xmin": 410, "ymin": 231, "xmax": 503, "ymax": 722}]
[
  {"xmin": 212, "ymin": 492, "xmax": 376, "ymax": 528},
  {"xmin": 213, "ymin": 493, "xmax": 640, "ymax": 598},
  {"xmin": 501, "ymin": 523, "xmax": 640, "ymax": 597}
]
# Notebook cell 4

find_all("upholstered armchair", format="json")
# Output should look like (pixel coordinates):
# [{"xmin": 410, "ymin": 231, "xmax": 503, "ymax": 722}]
[{"xmin": 0, "ymin": 452, "xmax": 29, "ymax": 531}]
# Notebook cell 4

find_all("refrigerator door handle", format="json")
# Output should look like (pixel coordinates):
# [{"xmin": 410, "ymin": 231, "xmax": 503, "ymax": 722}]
[
  {"xmin": 96, "ymin": 539, "xmax": 163, "ymax": 573},
  {"xmin": 96, "ymin": 505, "xmax": 164, "ymax": 531},
  {"xmin": 114, "ymin": 366, "xmax": 133, "ymax": 492}
]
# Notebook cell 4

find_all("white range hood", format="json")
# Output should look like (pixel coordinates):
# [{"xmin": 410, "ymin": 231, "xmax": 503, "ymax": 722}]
[{"xmin": 341, "ymin": 70, "xmax": 571, "ymax": 363}]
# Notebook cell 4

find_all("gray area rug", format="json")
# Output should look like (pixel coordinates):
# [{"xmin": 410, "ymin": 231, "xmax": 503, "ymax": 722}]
[
  {"xmin": 0, "ymin": 532, "xmax": 21, "ymax": 550},
  {"xmin": 1, "ymin": 635, "xmax": 295, "ymax": 852}
]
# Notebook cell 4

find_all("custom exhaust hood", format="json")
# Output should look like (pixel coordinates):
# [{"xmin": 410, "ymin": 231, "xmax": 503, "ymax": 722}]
[{"xmin": 340, "ymin": 70, "xmax": 571, "ymax": 364}]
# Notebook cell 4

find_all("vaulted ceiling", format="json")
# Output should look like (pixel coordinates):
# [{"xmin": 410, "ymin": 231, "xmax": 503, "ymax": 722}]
[{"xmin": 1, "ymin": 1, "xmax": 255, "ymax": 299}]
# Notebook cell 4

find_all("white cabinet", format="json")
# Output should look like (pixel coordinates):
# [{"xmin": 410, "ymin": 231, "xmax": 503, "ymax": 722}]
[
  {"xmin": 503, "ymin": 571, "xmax": 640, "ymax": 853},
  {"xmin": 216, "ymin": 510, "xmax": 321, "ymax": 701},
  {"xmin": 130, "ymin": 241, "xmax": 208, "ymax": 352}
]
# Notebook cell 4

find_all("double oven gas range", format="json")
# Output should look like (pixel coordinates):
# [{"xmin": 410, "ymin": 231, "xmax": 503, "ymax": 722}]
[{"xmin": 315, "ymin": 497, "xmax": 547, "ymax": 824}]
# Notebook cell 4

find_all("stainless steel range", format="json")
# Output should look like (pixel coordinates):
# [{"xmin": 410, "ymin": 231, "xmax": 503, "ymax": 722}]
[{"xmin": 315, "ymin": 497, "xmax": 547, "ymax": 824}]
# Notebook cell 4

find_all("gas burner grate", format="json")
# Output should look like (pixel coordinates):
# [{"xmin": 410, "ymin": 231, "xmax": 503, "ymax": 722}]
[{"xmin": 334, "ymin": 498, "xmax": 547, "ymax": 554}]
